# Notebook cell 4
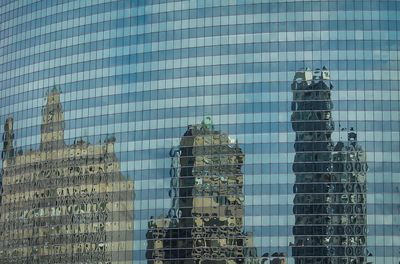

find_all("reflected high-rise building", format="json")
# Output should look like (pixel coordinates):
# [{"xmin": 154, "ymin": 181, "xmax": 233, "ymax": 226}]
[
  {"xmin": 291, "ymin": 68, "xmax": 367, "ymax": 264},
  {"xmin": 1, "ymin": 1, "xmax": 398, "ymax": 262},
  {"xmin": 0, "ymin": 88, "xmax": 134, "ymax": 263},
  {"xmin": 147, "ymin": 118, "xmax": 257, "ymax": 263}
]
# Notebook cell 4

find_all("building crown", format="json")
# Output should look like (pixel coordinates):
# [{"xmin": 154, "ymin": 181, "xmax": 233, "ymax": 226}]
[{"xmin": 294, "ymin": 66, "xmax": 330, "ymax": 83}]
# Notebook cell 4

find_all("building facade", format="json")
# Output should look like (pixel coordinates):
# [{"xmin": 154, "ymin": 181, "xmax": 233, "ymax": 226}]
[
  {"xmin": 0, "ymin": 1, "xmax": 399, "ymax": 263},
  {"xmin": 291, "ymin": 68, "xmax": 368, "ymax": 264},
  {"xmin": 146, "ymin": 119, "xmax": 258, "ymax": 263},
  {"xmin": 0, "ymin": 89, "xmax": 134, "ymax": 263}
]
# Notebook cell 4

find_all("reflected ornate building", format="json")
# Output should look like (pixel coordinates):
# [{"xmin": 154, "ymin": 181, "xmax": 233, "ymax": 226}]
[
  {"xmin": 291, "ymin": 68, "xmax": 367, "ymax": 264},
  {"xmin": 147, "ymin": 118, "xmax": 257, "ymax": 263},
  {"xmin": 0, "ymin": 88, "xmax": 134, "ymax": 263}
]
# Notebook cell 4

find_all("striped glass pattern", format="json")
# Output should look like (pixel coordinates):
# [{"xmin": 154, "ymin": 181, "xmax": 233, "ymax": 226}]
[{"xmin": 0, "ymin": 1, "xmax": 399, "ymax": 263}]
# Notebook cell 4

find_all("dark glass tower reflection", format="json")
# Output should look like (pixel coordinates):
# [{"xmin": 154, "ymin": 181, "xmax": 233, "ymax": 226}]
[
  {"xmin": 291, "ymin": 68, "xmax": 367, "ymax": 264},
  {"xmin": 147, "ymin": 118, "xmax": 257, "ymax": 263}
]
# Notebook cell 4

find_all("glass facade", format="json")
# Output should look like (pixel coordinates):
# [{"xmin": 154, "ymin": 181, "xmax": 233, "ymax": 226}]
[
  {"xmin": 146, "ymin": 119, "xmax": 258, "ymax": 263},
  {"xmin": 291, "ymin": 68, "xmax": 368, "ymax": 263},
  {"xmin": 0, "ymin": 1, "xmax": 398, "ymax": 263},
  {"xmin": 0, "ymin": 88, "xmax": 134, "ymax": 263}
]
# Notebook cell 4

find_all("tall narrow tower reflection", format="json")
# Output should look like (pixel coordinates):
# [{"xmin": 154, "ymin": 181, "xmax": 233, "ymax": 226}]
[{"xmin": 291, "ymin": 68, "xmax": 368, "ymax": 264}]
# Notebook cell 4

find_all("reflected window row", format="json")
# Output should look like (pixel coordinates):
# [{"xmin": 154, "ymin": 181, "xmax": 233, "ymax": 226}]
[
  {"xmin": 9, "ymin": 119, "xmax": 399, "ymax": 147},
  {"xmin": 3, "ymin": 78, "xmax": 399, "ymax": 110},
  {"xmin": 3, "ymin": 16, "xmax": 399, "ymax": 56},
  {"xmin": 2, "ymin": 0, "xmax": 399, "ymax": 41},
  {"xmin": 2, "ymin": 67, "xmax": 400, "ymax": 96},
  {"xmin": 1, "ymin": 101, "xmax": 286, "ymax": 121},
  {"xmin": 3, "ymin": 58, "xmax": 400, "ymax": 90},
  {"xmin": 3, "ymin": 39, "xmax": 399, "ymax": 74}
]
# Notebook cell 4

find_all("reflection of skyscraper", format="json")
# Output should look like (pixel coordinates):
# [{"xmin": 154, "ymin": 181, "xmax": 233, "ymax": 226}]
[
  {"xmin": 291, "ymin": 68, "xmax": 367, "ymax": 263},
  {"xmin": 261, "ymin": 252, "xmax": 287, "ymax": 264},
  {"xmin": 332, "ymin": 130, "xmax": 368, "ymax": 262},
  {"xmin": 0, "ymin": 88, "xmax": 134, "ymax": 263},
  {"xmin": 147, "ymin": 118, "xmax": 257, "ymax": 263}
]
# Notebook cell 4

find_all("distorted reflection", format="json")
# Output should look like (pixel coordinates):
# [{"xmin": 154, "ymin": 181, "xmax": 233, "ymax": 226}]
[
  {"xmin": 0, "ymin": 87, "xmax": 134, "ymax": 263},
  {"xmin": 147, "ymin": 118, "xmax": 258, "ymax": 263},
  {"xmin": 291, "ymin": 68, "xmax": 368, "ymax": 264}
]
